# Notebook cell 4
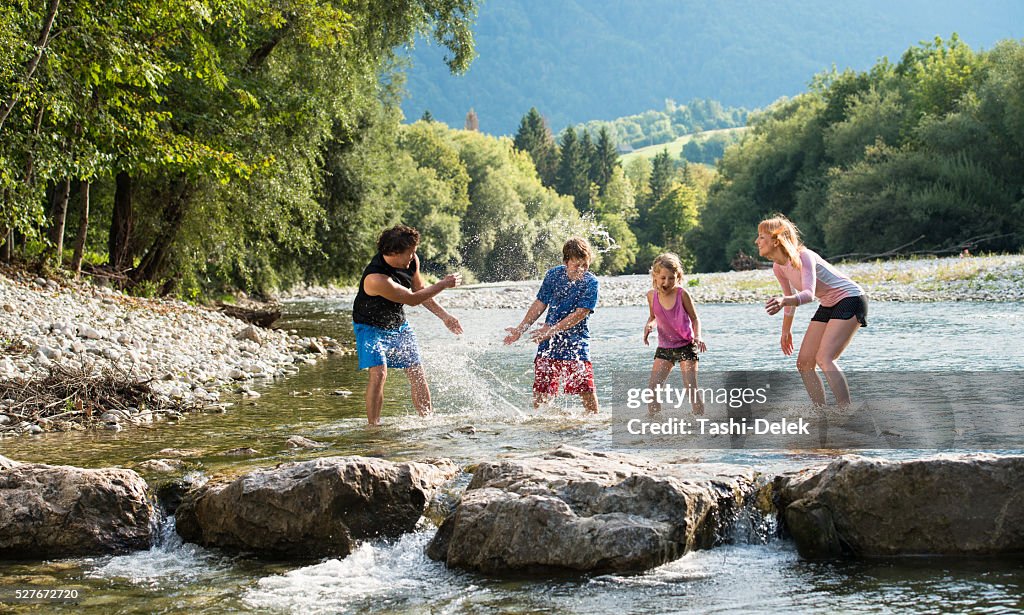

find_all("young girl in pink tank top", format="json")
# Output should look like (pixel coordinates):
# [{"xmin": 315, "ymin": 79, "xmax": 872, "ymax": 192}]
[{"xmin": 642, "ymin": 253, "xmax": 708, "ymax": 415}]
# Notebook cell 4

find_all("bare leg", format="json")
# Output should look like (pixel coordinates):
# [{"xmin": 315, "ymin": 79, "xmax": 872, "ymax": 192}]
[
  {"xmin": 647, "ymin": 358, "xmax": 674, "ymax": 414},
  {"xmin": 405, "ymin": 365, "xmax": 433, "ymax": 416},
  {"xmin": 365, "ymin": 365, "xmax": 387, "ymax": 426},
  {"xmin": 679, "ymin": 360, "xmax": 704, "ymax": 415},
  {"xmin": 580, "ymin": 391, "xmax": 599, "ymax": 414},
  {"xmin": 796, "ymin": 321, "xmax": 828, "ymax": 407},
  {"xmin": 533, "ymin": 391, "xmax": 554, "ymax": 410},
  {"xmin": 815, "ymin": 318, "xmax": 862, "ymax": 408}
]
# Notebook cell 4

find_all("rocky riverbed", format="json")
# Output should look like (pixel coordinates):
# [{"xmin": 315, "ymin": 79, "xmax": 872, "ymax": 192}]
[
  {"xmin": 285, "ymin": 254, "xmax": 1024, "ymax": 309},
  {"xmin": 0, "ymin": 267, "xmax": 348, "ymax": 436}
]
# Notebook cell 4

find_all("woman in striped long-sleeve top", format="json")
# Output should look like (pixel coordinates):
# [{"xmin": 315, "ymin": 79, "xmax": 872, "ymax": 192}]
[{"xmin": 755, "ymin": 215, "xmax": 867, "ymax": 408}]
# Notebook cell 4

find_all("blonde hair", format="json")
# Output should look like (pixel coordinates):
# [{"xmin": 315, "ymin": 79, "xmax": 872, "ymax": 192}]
[
  {"xmin": 758, "ymin": 215, "xmax": 803, "ymax": 269},
  {"xmin": 650, "ymin": 252, "xmax": 685, "ymax": 288}
]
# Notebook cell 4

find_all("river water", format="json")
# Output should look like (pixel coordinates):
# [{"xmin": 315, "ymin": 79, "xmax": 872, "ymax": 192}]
[{"xmin": 1, "ymin": 299, "xmax": 1022, "ymax": 613}]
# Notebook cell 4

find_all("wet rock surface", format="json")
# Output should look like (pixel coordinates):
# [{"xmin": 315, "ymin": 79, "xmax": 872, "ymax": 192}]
[
  {"xmin": 427, "ymin": 446, "xmax": 758, "ymax": 574},
  {"xmin": 175, "ymin": 456, "xmax": 459, "ymax": 558},
  {"xmin": 774, "ymin": 454, "xmax": 1024, "ymax": 558},
  {"xmin": 0, "ymin": 460, "xmax": 155, "ymax": 559}
]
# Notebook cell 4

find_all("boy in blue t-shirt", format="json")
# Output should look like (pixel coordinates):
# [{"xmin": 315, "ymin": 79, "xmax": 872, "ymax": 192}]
[{"xmin": 503, "ymin": 238, "xmax": 600, "ymax": 413}]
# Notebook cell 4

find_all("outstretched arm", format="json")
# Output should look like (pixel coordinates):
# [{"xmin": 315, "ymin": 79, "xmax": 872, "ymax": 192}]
[
  {"xmin": 530, "ymin": 307, "xmax": 591, "ymax": 343},
  {"xmin": 504, "ymin": 300, "xmax": 547, "ymax": 344},
  {"xmin": 412, "ymin": 261, "xmax": 463, "ymax": 334}
]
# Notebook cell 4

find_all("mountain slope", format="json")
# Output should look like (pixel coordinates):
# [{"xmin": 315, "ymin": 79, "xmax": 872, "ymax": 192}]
[{"xmin": 400, "ymin": 0, "xmax": 1024, "ymax": 135}]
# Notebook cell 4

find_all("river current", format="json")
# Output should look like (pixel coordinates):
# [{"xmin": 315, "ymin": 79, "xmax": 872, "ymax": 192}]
[{"xmin": 1, "ymin": 300, "xmax": 1022, "ymax": 613}]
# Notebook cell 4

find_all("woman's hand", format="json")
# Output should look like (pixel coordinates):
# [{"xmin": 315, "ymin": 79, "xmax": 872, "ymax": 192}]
[
  {"xmin": 643, "ymin": 322, "xmax": 654, "ymax": 346},
  {"xmin": 765, "ymin": 295, "xmax": 788, "ymax": 316},
  {"xmin": 694, "ymin": 337, "xmax": 707, "ymax": 353},
  {"xmin": 780, "ymin": 330, "xmax": 794, "ymax": 355}
]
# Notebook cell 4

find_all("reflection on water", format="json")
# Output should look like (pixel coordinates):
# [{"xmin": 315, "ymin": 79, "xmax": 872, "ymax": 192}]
[{"xmin": 1, "ymin": 301, "xmax": 1022, "ymax": 613}]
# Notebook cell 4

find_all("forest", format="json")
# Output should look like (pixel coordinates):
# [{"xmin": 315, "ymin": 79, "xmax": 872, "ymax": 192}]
[
  {"xmin": 2, "ymin": 2, "xmax": 1022, "ymax": 298},
  {"xmin": 692, "ymin": 35, "xmax": 1024, "ymax": 271}
]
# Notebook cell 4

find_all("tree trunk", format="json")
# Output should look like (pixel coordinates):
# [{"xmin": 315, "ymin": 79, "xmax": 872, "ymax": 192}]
[
  {"xmin": 131, "ymin": 176, "xmax": 190, "ymax": 284},
  {"xmin": 0, "ymin": 0, "xmax": 61, "ymax": 134},
  {"xmin": 109, "ymin": 171, "xmax": 133, "ymax": 270},
  {"xmin": 71, "ymin": 180, "xmax": 89, "ymax": 277},
  {"xmin": 49, "ymin": 176, "xmax": 71, "ymax": 264}
]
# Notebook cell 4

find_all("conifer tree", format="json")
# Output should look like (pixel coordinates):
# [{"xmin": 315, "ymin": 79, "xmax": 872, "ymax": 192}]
[
  {"xmin": 513, "ymin": 107, "xmax": 558, "ymax": 187},
  {"xmin": 556, "ymin": 127, "xmax": 588, "ymax": 211},
  {"xmin": 592, "ymin": 126, "xmax": 619, "ymax": 195},
  {"xmin": 464, "ymin": 108, "xmax": 479, "ymax": 131}
]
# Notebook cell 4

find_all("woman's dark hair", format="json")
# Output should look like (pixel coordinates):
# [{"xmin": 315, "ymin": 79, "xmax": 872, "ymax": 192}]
[{"xmin": 377, "ymin": 225, "xmax": 420, "ymax": 255}]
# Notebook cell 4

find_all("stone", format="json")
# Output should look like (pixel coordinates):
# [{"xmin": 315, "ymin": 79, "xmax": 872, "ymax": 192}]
[
  {"xmin": 235, "ymin": 325, "xmax": 262, "ymax": 344},
  {"xmin": 0, "ymin": 462, "xmax": 156, "ymax": 558},
  {"xmin": 135, "ymin": 459, "xmax": 184, "ymax": 473},
  {"xmin": 427, "ymin": 446, "xmax": 757, "ymax": 575},
  {"xmin": 222, "ymin": 447, "xmax": 259, "ymax": 457},
  {"xmin": 306, "ymin": 339, "xmax": 327, "ymax": 355},
  {"xmin": 286, "ymin": 435, "xmax": 324, "ymax": 448},
  {"xmin": 175, "ymin": 456, "xmax": 458, "ymax": 558},
  {"xmin": 774, "ymin": 454, "xmax": 1024, "ymax": 559}
]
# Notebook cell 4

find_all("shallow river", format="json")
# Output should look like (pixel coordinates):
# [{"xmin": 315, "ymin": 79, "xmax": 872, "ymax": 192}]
[{"xmin": 1, "ymin": 300, "xmax": 1022, "ymax": 613}]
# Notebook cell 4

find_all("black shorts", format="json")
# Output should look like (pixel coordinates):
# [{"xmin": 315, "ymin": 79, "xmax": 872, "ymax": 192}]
[
  {"xmin": 655, "ymin": 344, "xmax": 699, "ymax": 363},
  {"xmin": 811, "ymin": 295, "xmax": 868, "ymax": 327}
]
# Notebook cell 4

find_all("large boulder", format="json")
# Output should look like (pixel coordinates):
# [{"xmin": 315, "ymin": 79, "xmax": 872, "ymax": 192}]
[
  {"xmin": 175, "ymin": 456, "xmax": 458, "ymax": 558},
  {"xmin": 0, "ymin": 460, "xmax": 155, "ymax": 559},
  {"xmin": 427, "ymin": 446, "xmax": 758, "ymax": 575},
  {"xmin": 775, "ymin": 454, "xmax": 1024, "ymax": 559}
]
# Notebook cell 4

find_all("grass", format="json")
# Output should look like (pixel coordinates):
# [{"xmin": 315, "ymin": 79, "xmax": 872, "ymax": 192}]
[{"xmin": 619, "ymin": 127, "xmax": 748, "ymax": 165}]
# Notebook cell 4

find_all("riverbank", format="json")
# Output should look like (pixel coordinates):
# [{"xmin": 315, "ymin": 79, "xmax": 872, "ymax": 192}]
[
  {"xmin": 0, "ymin": 266, "xmax": 348, "ymax": 436},
  {"xmin": 284, "ymin": 254, "xmax": 1024, "ymax": 309}
]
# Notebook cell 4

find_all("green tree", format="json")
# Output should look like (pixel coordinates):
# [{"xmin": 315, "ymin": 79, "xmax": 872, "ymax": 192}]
[
  {"xmin": 556, "ymin": 126, "xmax": 588, "ymax": 211},
  {"xmin": 513, "ymin": 107, "xmax": 558, "ymax": 187}
]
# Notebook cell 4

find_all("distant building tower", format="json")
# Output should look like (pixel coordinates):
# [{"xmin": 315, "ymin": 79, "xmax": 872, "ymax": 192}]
[{"xmin": 464, "ymin": 108, "xmax": 479, "ymax": 131}]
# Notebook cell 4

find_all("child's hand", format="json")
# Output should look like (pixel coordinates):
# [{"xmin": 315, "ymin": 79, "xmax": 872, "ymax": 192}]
[
  {"xmin": 503, "ymin": 327, "xmax": 522, "ymax": 345},
  {"xmin": 643, "ymin": 323, "xmax": 653, "ymax": 346},
  {"xmin": 528, "ymin": 324, "xmax": 552, "ymax": 343},
  {"xmin": 695, "ymin": 337, "xmax": 707, "ymax": 353}
]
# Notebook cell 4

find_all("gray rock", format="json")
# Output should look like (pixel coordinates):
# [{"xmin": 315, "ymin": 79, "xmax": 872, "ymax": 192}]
[
  {"xmin": 427, "ymin": 446, "xmax": 757, "ymax": 575},
  {"xmin": 175, "ymin": 456, "xmax": 458, "ymax": 558},
  {"xmin": 774, "ymin": 455, "xmax": 1024, "ymax": 558},
  {"xmin": 0, "ymin": 462, "xmax": 155, "ymax": 558},
  {"xmin": 286, "ymin": 435, "xmax": 324, "ymax": 448},
  {"xmin": 0, "ymin": 455, "xmax": 19, "ymax": 469}
]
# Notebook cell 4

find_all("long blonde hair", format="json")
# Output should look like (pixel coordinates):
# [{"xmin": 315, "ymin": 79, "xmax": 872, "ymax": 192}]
[
  {"xmin": 758, "ymin": 215, "xmax": 803, "ymax": 269},
  {"xmin": 650, "ymin": 252, "xmax": 685, "ymax": 288}
]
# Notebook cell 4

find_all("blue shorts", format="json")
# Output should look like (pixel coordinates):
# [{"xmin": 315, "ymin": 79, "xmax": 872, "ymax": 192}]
[{"xmin": 353, "ymin": 322, "xmax": 422, "ymax": 370}]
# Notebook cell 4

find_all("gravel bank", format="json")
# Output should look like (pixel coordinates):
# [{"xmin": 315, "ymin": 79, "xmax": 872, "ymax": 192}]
[
  {"xmin": 288, "ymin": 254, "xmax": 1024, "ymax": 310},
  {"xmin": 0, "ymin": 268, "xmax": 347, "ymax": 436}
]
